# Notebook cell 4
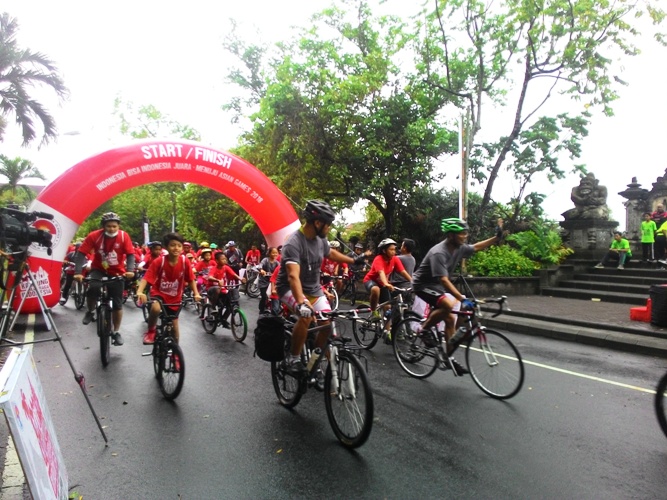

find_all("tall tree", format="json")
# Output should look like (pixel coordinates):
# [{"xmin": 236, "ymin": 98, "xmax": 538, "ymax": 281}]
[
  {"xmin": 0, "ymin": 13, "xmax": 68, "ymax": 145},
  {"xmin": 226, "ymin": 0, "xmax": 457, "ymax": 236},
  {"xmin": 418, "ymin": 0, "xmax": 665, "ymax": 219},
  {"xmin": 0, "ymin": 154, "xmax": 44, "ymax": 203}
]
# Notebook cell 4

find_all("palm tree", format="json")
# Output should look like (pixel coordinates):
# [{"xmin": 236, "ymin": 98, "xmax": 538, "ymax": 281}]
[
  {"xmin": 0, "ymin": 13, "xmax": 68, "ymax": 145},
  {"xmin": 0, "ymin": 154, "xmax": 45, "ymax": 203}
]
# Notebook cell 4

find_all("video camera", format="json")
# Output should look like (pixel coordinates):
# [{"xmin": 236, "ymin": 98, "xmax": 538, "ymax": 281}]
[{"xmin": 0, "ymin": 207, "xmax": 53, "ymax": 252}]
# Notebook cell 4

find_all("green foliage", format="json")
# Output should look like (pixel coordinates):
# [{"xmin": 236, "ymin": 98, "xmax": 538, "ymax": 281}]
[
  {"xmin": 112, "ymin": 97, "xmax": 201, "ymax": 141},
  {"xmin": 0, "ymin": 13, "xmax": 68, "ymax": 146},
  {"xmin": 507, "ymin": 226, "xmax": 574, "ymax": 267},
  {"xmin": 466, "ymin": 245, "xmax": 537, "ymax": 277},
  {"xmin": 225, "ymin": 1, "xmax": 458, "ymax": 236},
  {"xmin": 0, "ymin": 155, "xmax": 45, "ymax": 203}
]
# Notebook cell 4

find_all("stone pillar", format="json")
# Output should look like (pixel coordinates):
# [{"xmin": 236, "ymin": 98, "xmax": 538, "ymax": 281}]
[{"xmin": 618, "ymin": 177, "xmax": 649, "ymax": 251}]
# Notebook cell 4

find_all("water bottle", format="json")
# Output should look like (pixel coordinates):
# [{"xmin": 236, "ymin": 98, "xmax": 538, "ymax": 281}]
[
  {"xmin": 306, "ymin": 347, "xmax": 322, "ymax": 372},
  {"xmin": 450, "ymin": 326, "xmax": 467, "ymax": 346},
  {"xmin": 384, "ymin": 309, "xmax": 392, "ymax": 320}
]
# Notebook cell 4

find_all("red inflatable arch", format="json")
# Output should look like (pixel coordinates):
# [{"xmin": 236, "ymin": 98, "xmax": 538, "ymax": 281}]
[{"xmin": 22, "ymin": 139, "xmax": 300, "ymax": 313}]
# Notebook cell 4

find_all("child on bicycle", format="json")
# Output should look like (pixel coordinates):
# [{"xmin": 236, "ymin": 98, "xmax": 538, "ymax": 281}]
[
  {"xmin": 205, "ymin": 252, "xmax": 246, "ymax": 329},
  {"xmin": 363, "ymin": 238, "xmax": 412, "ymax": 326},
  {"xmin": 136, "ymin": 232, "xmax": 201, "ymax": 345}
]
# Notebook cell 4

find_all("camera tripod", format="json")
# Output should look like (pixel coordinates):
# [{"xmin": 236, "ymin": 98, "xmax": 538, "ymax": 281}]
[{"xmin": 0, "ymin": 254, "xmax": 108, "ymax": 443}]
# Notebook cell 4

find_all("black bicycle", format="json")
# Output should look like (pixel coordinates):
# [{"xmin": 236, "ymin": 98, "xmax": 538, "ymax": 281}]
[
  {"xmin": 393, "ymin": 296, "xmax": 524, "ymax": 400},
  {"xmin": 72, "ymin": 276, "xmax": 87, "ymax": 310},
  {"xmin": 84, "ymin": 275, "xmax": 125, "ymax": 367},
  {"xmin": 338, "ymin": 270, "xmax": 362, "ymax": 306},
  {"xmin": 271, "ymin": 309, "xmax": 374, "ymax": 448},
  {"xmin": 199, "ymin": 285, "xmax": 248, "ymax": 342},
  {"xmin": 352, "ymin": 286, "xmax": 418, "ymax": 349},
  {"xmin": 142, "ymin": 299, "xmax": 185, "ymax": 400}
]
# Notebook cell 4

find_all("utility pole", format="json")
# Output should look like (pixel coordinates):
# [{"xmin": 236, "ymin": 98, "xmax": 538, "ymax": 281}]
[{"xmin": 459, "ymin": 112, "xmax": 470, "ymax": 221}]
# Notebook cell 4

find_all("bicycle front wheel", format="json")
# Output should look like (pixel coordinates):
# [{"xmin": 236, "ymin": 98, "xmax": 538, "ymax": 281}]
[
  {"xmin": 200, "ymin": 303, "xmax": 218, "ymax": 334},
  {"xmin": 392, "ymin": 317, "xmax": 438, "ymax": 379},
  {"xmin": 74, "ymin": 281, "xmax": 86, "ymax": 310},
  {"xmin": 352, "ymin": 313, "xmax": 381, "ymax": 350},
  {"xmin": 231, "ymin": 307, "xmax": 248, "ymax": 342},
  {"xmin": 271, "ymin": 333, "xmax": 304, "ymax": 408},
  {"xmin": 655, "ymin": 372, "xmax": 667, "ymax": 438},
  {"xmin": 157, "ymin": 341, "xmax": 185, "ymax": 400},
  {"xmin": 465, "ymin": 329, "xmax": 524, "ymax": 400},
  {"xmin": 324, "ymin": 350, "xmax": 374, "ymax": 448},
  {"xmin": 98, "ymin": 305, "xmax": 112, "ymax": 367}
]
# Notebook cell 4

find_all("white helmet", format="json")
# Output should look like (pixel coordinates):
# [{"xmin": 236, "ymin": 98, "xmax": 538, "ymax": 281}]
[
  {"xmin": 377, "ymin": 238, "xmax": 397, "ymax": 250},
  {"xmin": 329, "ymin": 240, "xmax": 341, "ymax": 249}
]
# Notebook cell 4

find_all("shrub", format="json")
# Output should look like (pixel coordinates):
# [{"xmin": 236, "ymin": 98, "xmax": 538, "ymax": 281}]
[
  {"xmin": 507, "ymin": 227, "xmax": 574, "ymax": 267},
  {"xmin": 466, "ymin": 245, "xmax": 537, "ymax": 277}
]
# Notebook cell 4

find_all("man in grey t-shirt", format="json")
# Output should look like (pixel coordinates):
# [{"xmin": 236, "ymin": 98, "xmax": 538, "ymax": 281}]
[
  {"xmin": 277, "ymin": 200, "xmax": 369, "ymax": 374},
  {"xmin": 412, "ymin": 217, "xmax": 503, "ymax": 374}
]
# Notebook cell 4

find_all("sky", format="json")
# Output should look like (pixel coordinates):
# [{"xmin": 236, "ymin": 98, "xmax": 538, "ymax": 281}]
[{"xmin": 2, "ymin": 0, "xmax": 667, "ymax": 231}]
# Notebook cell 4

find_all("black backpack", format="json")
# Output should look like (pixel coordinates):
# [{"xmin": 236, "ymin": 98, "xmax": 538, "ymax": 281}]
[{"xmin": 254, "ymin": 315, "xmax": 287, "ymax": 362}]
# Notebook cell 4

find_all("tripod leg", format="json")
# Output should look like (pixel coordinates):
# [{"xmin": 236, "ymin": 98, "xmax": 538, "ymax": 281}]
[{"xmin": 25, "ymin": 266, "xmax": 108, "ymax": 443}]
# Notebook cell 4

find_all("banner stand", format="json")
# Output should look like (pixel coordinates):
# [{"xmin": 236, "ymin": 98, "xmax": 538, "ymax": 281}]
[{"xmin": 0, "ymin": 348, "xmax": 68, "ymax": 499}]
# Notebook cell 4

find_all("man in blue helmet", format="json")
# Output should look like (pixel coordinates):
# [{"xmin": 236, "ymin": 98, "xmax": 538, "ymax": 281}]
[{"xmin": 412, "ymin": 217, "xmax": 503, "ymax": 374}]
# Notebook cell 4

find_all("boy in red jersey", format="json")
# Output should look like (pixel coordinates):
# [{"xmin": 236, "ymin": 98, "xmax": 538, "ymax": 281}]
[
  {"xmin": 205, "ymin": 252, "xmax": 246, "ymax": 329},
  {"xmin": 364, "ymin": 238, "xmax": 412, "ymax": 318},
  {"xmin": 136, "ymin": 232, "xmax": 200, "ymax": 344}
]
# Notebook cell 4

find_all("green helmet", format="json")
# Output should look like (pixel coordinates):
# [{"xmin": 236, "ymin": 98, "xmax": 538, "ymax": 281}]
[{"xmin": 441, "ymin": 217, "xmax": 469, "ymax": 233}]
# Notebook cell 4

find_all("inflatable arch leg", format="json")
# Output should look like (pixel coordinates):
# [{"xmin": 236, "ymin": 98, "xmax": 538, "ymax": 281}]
[{"xmin": 21, "ymin": 139, "xmax": 300, "ymax": 313}]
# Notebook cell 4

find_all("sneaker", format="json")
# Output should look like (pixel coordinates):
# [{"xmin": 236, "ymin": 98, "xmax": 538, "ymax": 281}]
[
  {"xmin": 420, "ymin": 328, "xmax": 439, "ymax": 348},
  {"xmin": 82, "ymin": 311, "xmax": 95, "ymax": 325},
  {"xmin": 285, "ymin": 358, "xmax": 305, "ymax": 375},
  {"xmin": 143, "ymin": 330, "xmax": 156, "ymax": 345},
  {"xmin": 314, "ymin": 369, "xmax": 325, "ymax": 391},
  {"xmin": 112, "ymin": 332, "xmax": 124, "ymax": 346},
  {"xmin": 384, "ymin": 330, "xmax": 392, "ymax": 344},
  {"xmin": 221, "ymin": 320, "xmax": 231, "ymax": 329},
  {"xmin": 371, "ymin": 310, "xmax": 381, "ymax": 320},
  {"xmin": 59, "ymin": 296, "xmax": 68, "ymax": 306},
  {"xmin": 594, "ymin": 263, "xmax": 604, "ymax": 269},
  {"xmin": 617, "ymin": 265, "xmax": 624, "ymax": 270},
  {"xmin": 446, "ymin": 358, "xmax": 470, "ymax": 376}
]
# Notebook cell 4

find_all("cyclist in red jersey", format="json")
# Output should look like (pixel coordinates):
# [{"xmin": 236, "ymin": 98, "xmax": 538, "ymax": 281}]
[
  {"xmin": 364, "ymin": 238, "xmax": 412, "ymax": 317},
  {"xmin": 206, "ymin": 252, "xmax": 246, "ymax": 328},
  {"xmin": 136, "ymin": 232, "xmax": 200, "ymax": 344},
  {"xmin": 73, "ymin": 212, "xmax": 136, "ymax": 346}
]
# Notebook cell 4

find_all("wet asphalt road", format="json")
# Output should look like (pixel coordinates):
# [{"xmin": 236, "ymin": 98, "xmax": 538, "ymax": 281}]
[{"xmin": 5, "ymin": 294, "xmax": 667, "ymax": 499}]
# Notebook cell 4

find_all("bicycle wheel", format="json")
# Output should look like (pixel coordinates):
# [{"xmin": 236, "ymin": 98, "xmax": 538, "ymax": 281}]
[
  {"xmin": 231, "ymin": 307, "xmax": 248, "ymax": 342},
  {"xmin": 655, "ymin": 372, "xmax": 667, "ymax": 438},
  {"xmin": 324, "ymin": 350, "xmax": 374, "ymax": 448},
  {"xmin": 98, "ymin": 305, "xmax": 112, "ymax": 367},
  {"xmin": 392, "ymin": 317, "xmax": 438, "ymax": 378},
  {"xmin": 271, "ymin": 333, "xmax": 304, "ymax": 408},
  {"xmin": 74, "ymin": 281, "xmax": 86, "ymax": 310},
  {"xmin": 157, "ymin": 340, "xmax": 185, "ymax": 400},
  {"xmin": 465, "ymin": 328, "xmax": 524, "ymax": 400},
  {"xmin": 352, "ymin": 312, "xmax": 381, "ymax": 350},
  {"xmin": 200, "ymin": 303, "xmax": 218, "ymax": 334}
]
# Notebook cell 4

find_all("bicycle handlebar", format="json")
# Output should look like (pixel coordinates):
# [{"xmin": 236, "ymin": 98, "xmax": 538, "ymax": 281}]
[{"xmin": 476, "ymin": 295, "xmax": 509, "ymax": 317}]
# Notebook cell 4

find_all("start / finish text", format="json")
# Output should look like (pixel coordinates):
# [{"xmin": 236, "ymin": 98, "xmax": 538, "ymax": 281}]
[{"xmin": 140, "ymin": 144, "xmax": 233, "ymax": 169}]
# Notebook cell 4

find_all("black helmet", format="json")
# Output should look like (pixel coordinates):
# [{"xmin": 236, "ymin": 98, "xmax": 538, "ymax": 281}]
[
  {"xmin": 303, "ymin": 200, "xmax": 335, "ymax": 225},
  {"xmin": 148, "ymin": 241, "xmax": 162, "ymax": 248},
  {"xmin": 100, "ymin": 212, "xmax": 121, "ymax": 226}
]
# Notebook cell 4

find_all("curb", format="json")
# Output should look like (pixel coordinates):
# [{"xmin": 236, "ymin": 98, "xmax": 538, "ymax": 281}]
[{"xmin": 484, "ymin": 316, "xmax": 667, "ymax": 358}]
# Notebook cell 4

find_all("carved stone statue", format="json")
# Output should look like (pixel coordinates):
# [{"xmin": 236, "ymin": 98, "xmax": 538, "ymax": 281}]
[{"xmin": 562, "ymin": 173, "xmax": 611, "ymax": 220}]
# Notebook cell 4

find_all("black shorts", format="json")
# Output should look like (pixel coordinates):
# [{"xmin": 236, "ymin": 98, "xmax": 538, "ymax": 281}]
[{"xmin": 415, "ymin": 287, "xmax": 446, "ymax": 308}]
